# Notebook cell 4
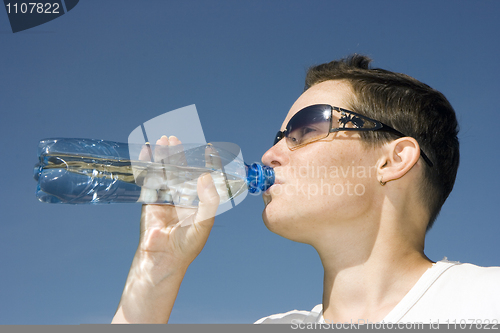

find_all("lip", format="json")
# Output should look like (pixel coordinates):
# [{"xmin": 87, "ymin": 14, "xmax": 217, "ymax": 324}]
[
  {"xmin": 273, "ymin": 178, "xmax": 283, "ymax": 185},
  {"xmin": 264, "ymin": 178, "xmax": 283, "ymax": 194}
]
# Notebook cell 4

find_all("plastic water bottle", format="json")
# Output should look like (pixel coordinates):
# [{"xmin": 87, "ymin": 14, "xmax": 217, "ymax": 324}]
[{"xmin": 33, "ymin": 138, "xmax": 274, "ymax": 207}]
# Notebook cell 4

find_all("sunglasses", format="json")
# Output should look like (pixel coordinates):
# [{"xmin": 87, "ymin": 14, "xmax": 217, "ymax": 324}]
[{"xmin": 273, "ymin": 104, "xmax": 433, "ymax": 167}]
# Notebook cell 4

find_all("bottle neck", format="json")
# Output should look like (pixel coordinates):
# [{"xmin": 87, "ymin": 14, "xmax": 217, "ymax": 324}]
[{"xmin": 246, "ymin": 163, "xmax": 274, "ymax": 194}]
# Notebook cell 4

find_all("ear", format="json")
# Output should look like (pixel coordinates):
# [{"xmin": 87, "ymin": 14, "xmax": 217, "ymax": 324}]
[{"xmin": 377, "ymin": 137, "xmax": 421, "ymax": 184}]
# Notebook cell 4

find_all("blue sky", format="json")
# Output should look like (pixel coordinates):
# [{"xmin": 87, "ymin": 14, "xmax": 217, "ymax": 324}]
[{"xmin": 1, "ymin": 0, "xmax": 499, "ymax": 324}]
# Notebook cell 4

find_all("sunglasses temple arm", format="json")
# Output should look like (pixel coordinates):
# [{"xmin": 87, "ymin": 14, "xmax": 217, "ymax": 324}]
[{"xmin": 419, "ymin": 151, "xmax": 434, "ymax": 168}]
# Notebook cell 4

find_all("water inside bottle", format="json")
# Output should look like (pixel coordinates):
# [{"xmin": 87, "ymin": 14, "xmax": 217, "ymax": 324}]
[{"xmin": 36, "ymin": 153, "xmax": 248, "ymax": 206}]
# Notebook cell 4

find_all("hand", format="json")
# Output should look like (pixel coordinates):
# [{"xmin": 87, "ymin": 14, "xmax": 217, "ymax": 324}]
[
  {"xmin": 112, "ymin": 136, "xmax": 220, "ymax": 323},
  {"xmin": 137, "ymin": 135, "xmax": 221, "ymax": 274}
]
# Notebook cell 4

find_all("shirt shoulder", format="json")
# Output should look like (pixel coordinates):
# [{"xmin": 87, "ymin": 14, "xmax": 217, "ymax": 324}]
[
  {"xmin": 393, "ymin": 259, "xmax": 500, "ymax": 322},
  {"xmin": 434, "ymin": 261, "xmax": 500, "ymax": 296},
  {"xmin": 254, "ymin": 304, "xmax": 323, "ymax": 324}
]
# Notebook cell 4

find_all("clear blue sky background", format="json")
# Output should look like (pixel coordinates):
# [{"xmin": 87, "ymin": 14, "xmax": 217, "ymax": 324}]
[{"xmin": 1, "ymin": 0, "xmax": 499, "ymax": 324}]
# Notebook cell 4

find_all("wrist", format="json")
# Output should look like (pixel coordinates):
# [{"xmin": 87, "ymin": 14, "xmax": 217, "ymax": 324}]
[
  {"xmin": 113, "ymin": 251, "xmax": 189, "ymax": 324},
  {"xmin": 131, "ymin": 249, "xmax": 189, "ymax": 286}
]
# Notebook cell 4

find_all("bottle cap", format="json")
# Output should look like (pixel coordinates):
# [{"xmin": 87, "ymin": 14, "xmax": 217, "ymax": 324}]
[{"xmin": 246, "ymin": 163, "xmax": 275, "ymax": 194}]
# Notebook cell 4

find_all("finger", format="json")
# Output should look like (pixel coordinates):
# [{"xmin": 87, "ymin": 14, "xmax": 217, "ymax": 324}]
[
  {"xmin": 168, "ymin": 136, "xmax": 203, "ymax": 207},
  {"xmin": 193, "ymin": 173, "xmax": 220, "ymax": 226},
  {"xmin": 154, "ymin": 135, "xmax": 170, "ymax": 163},
  {"xmin": 134, "ymin": 143, "xmax": 152, "ymax": 184},
  {"xmin": 136, "ymin": 142, "xmax": 158, "ymax": 202},
  {"xmin": 168, "ymin": 135, "xmax": 181, "ymax": 146},
  {"xmin": 153, "ymin": 136, "xmax": 173, "ymax": 203},
  {"xmin": 140, "ymin": 138, "xmax": 168, "ymax": 192},
  {"xmin": 137, "ymin": 137, "xmax": 170, "ymax": 203},
  {"xmin": 166, "ymin": 136, "xmax": 188, "ymax": 168},
  {"xmin": 139, "ymin": 142, "xmax": 154, "ymax": 162},
  {"xmin": 155, "ymin": 135, "xmax": 192, "ymax": 205}
]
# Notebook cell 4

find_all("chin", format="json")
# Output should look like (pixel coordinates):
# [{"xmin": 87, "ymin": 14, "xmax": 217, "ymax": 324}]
[
  {"xmin": 261, "ymin": 207, "xmax": 274, "ymax": 230},
  {"xmin": 261, "ymin": 207, "xmax": 311, "ymax": 244},
  {"xmin": 261, "ymin": 205, "xmax": 285, "ymax": 234}
]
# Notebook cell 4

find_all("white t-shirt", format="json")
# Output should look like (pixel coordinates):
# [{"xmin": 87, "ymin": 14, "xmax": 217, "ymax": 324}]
[{"xmin": 254, "ymin": 259, "xmax": 500, "ymax": 324}]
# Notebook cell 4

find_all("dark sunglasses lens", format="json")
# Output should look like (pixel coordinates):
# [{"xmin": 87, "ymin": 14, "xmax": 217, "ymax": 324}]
[{"xmin": 285, "ymin": 105, "xmax": 331, "ymax": 147}]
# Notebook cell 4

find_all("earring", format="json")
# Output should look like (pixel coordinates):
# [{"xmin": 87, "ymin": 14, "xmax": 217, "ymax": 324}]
[{"xmin": 380, "ymin": 178, "xmax": 386, "ymax": 186}]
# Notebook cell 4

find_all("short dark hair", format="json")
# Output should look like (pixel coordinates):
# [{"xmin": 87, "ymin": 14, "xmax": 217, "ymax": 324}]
[{"xmin": 305, "ymin": 54, "xmax": 459, "ymax": 230}]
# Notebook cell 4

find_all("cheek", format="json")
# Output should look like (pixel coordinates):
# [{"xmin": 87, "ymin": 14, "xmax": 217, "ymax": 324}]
[{"xmin": 281, "ymin": 152, "xmax": 376, "ymax": 213}]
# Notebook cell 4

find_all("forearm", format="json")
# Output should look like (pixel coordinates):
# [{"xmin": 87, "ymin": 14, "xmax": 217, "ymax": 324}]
[{"xmin": 112, "ymin": 250, "xmax": 189, "ymax": 324}]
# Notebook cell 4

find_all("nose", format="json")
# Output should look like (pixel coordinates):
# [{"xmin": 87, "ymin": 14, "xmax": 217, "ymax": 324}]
[{"xmin": 261, "ymin": 139, "xmax": 289, "ymax": 167}]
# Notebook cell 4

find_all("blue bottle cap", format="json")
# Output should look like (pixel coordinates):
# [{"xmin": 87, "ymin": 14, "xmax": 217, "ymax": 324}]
[{"xmin": 246, "ymin": 163, "xmax": 275, "ymax": 194}]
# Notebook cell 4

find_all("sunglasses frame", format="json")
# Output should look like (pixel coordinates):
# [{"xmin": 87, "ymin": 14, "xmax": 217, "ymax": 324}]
[{"xmin": 274, "ymin": 104, "xmax": 434, "ymax": 168}]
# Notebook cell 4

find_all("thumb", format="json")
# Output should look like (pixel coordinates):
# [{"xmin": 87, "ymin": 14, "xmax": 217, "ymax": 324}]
[{"xmin": 194, "ymin": 173, "xmax": 220, "ymax": 225}]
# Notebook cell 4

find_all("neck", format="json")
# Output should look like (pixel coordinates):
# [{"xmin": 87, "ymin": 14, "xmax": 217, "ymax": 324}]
[{"xmin": 312, "ymin": 212, "xmax": 432, "ymax": 323}]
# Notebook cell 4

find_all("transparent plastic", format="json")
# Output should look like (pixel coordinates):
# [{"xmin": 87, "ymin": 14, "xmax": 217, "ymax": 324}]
[{"xmin": 34, "ymin": 138, "xmax": 274, "ymax": 207}]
